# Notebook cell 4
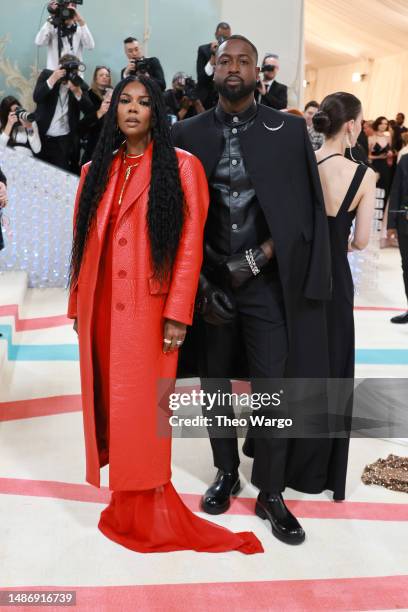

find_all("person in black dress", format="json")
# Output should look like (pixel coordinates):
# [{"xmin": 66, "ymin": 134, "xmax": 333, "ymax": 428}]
[
  {"xmin": 313, "ymin": 92, "xmax": 376, "ymax": 499},
  {"xmin": 368, "ymin": 116, "xmax": 393, "ymax": 204},
  {"xmin": 80, "ymin": 66, "xmax": 113, "ymax": 164}
]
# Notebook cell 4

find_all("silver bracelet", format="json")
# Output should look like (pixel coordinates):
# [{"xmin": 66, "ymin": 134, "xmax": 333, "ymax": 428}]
[{"xmin": 245, "ymin": 249, "xmax": 261, "ymax": 276}]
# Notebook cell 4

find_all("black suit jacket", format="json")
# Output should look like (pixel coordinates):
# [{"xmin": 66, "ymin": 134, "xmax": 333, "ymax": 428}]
[
  {"xmin": 120, "ymin": 57, "xmax": 166, "ymax": 91},
  {"xmin": 196, "ymin": 43, "xmax": 218, "ymax": 109},
  {"xmin": 172, "ymin": 104, "xmax": 331, "ymax": 378},
  {"xmin": 33, "ymin": 69, "xmax": 93, "ymax": 137},
  {"xmin": 389, "ymin": 154, "xmax": 408, "ymax": 235},
  {"xmin": 260, "ymin": 80, "xmax": 288, "ymax": 110}
]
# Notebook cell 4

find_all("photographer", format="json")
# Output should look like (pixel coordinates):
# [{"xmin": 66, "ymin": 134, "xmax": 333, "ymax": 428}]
[
  {"xmin": 0, "ymin": 166, "xmax": 7, "ymax": 252},
  {"xmin": 0, "ymin": 96, "xmax": 41, "ymax": 156},
  {"xmin": 80, "ymin": 86, "xmax": 113, "ymax": 164},
  {"xmin": 196, "ymin": 22, "xmax": 231, "ymax": 109},
  {"xmin": 33, "ymin": 53, "xmax": 93, "ymax": 173},
  {"xmin": 121, "ymin": 37, "xmax": 165, "ymax": 90},
  {"xmin": 256, "ymin": 53, "xmax": 287, "ymax": 110},
  {"xmin": 164, "ymin": 72, "xmax": 204, "ymax": 122},
  {"xmin": 35, "ymin": 2, "xmax": 95, "ymax": 70}
]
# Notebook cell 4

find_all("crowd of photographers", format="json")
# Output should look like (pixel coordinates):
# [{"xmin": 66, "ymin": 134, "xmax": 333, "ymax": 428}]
[{"xmin": 0, "ymin": 4, "xmax": 292, "ymax": 175}]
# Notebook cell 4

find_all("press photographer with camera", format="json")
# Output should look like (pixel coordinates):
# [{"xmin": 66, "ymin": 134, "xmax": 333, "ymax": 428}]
[
  {"xmin": 35, "ymin": 1, "xmax": 95, "ymax": 71},
  {"xmin": 33, "ymin": 53, "xmax": 93, "ymax": 173},
  {"xmin": 256, "ymin": 53, "xmax": 287, "ymax": 110},
  {"xmin": 196, "ymin": 22, "xmax": 231, "ymax": 109},
  {"xmin": 121, "ymin": 37, "xmax": 166, "ymax": 91},
  {"xmin": 164, "ymin": 72, "xmax": 205, "ymax": 122},
  {"xmin": 0, "ymin": 96, "xmax": 41, "ymax": 156}
]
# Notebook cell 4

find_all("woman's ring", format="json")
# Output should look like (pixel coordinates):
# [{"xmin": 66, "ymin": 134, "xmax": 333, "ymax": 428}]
[
  {"xmin": 164, "ymin": 339, "xmax": 172, "ymax": 344},
  {"xmin": 176, "ymin": 340, "xmax": 184, "ymax": 345}
]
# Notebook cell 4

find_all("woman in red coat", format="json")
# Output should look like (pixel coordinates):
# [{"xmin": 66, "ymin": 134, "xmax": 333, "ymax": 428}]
[{"xmin": 68, "ymin": 75, "xmax": 263, "ymax": 554}]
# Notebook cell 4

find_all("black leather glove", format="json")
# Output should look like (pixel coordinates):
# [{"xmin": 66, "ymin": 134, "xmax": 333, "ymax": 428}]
[
  {"xmin": 196, "ymin": 274, "xmax": 236, "ymax": 326},
  {"xmin": 222, "ymin": 247, "xmax": 269, "ymax": 289}
]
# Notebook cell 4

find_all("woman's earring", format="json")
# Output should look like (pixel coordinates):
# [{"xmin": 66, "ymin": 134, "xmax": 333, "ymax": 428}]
[{"xmin": 347, "ymin": 132, "xmax": 357, "ymax": 162}]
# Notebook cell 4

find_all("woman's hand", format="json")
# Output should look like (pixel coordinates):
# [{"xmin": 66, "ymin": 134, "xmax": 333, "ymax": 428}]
[
  {"xmin": 73, "ymin": 319, "xmax": 78, "ymax": 335},
  {"xmin": 163, "ymin": 319, "xmax": 186, "ymax": 354},
  {"xmin": 5, "ymin": 112, "xmax": 18, "ymax": 136}
]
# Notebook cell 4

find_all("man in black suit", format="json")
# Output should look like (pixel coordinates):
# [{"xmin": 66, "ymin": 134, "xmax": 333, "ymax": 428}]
[
  {"xmin": 196, "ymin": 22, "xmax": 231, "ymax": 109},
  {"xmin": 33, "ymin": 53, "xmax": 93, "ymax": 173},
  {"xmin": 388, "ymin": 154, "xmax": 408, "ymax": 323},
  {"xmin": 256, "ymin": 53, "xmax": 287, "ymax": 110},
  {"xmin": 173, "ymin": 35, "xmax": 332, "ymax": 545},
  {"xmin": 121, "ymin": 37, "xmax": 166, "ymax": 91}
]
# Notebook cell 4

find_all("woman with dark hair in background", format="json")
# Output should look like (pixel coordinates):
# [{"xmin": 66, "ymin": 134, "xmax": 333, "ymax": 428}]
[
  {"xmin": 313, "ymin": 92, "xmax": 376, "ymax": 499},
  {"xmin": 369, "ymin": 116, "xmax": 394, "ymax": 203},
  {"xmin": 68, "ymin": 75, "xmax": 263, "ymax": 555},
  {"xmin": 0, "ymin": 96, "xmax": 41, "ymax": 156}
]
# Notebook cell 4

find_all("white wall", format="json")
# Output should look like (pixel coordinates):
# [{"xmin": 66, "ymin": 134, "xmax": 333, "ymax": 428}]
[{"xmin": 219, "ymin": 0, "xmax": 304, "ymax": 107}]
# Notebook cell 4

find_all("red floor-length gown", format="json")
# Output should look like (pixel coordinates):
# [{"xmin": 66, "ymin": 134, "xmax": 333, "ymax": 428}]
[{"xmin": 91, "ymin": 153, "xmax": 263, "ymax": 554}]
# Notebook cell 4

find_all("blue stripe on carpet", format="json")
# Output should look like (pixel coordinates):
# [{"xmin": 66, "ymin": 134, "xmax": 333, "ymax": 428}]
[{"xmin": 1, "ymin": 324, "xmax": 408, "ymax": 365}]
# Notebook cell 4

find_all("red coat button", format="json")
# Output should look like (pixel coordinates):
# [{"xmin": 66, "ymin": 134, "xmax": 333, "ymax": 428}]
[
  {"xmin": 119, "ymin": 238, "xmax": 127, "ymax": 246},
  {"xmin": 118, "ymin": 270, "xmax": 127, "ymax": 278},
  {"xmin": 116, "ymin": 303, "xmax": 125, "ymax": 311}
]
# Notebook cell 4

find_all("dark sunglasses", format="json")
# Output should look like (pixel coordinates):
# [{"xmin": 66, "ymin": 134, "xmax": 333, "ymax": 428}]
[{"xmin": 261, "ymin": 65, "xmax": 277, "ymax": 72}]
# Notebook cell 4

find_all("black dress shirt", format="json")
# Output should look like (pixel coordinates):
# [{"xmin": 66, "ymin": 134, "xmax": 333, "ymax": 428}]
[{"xmin": 205, "ymin": 102, "xmax": 269, "ymax": 255}]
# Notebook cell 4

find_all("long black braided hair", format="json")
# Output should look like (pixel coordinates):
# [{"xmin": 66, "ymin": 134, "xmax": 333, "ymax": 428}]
[{"xmin": 69, "ymin": 75, "xmax": 185, "ymax": 286}]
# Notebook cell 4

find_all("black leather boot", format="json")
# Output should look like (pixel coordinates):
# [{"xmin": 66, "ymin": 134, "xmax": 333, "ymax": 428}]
[
  {"xmin": 391, "ymin": 311, "xmax": 408, "ymax": 324},
  {"xmin": 200, "ymin": 469, "xmax": 241, "ymax": 515},
  {"xmin": 255, "ymin": 491, "xmax": 305, "ymax": 544}
]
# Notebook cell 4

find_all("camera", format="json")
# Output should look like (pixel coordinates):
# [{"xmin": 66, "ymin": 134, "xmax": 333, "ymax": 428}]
[
  {"xmin": 184, "ymin": 77, "xmax": 199, "ymax": 101},
  {"xmin": 211, "ymin": 35, "xmax": 227, "ymax": 55},
  {"xmin": 60, "ymin": 59, "xmax": 86, "ymax": 86},
  {"xmin": 129, "ymin": 58, "xmax": 152, "ymax": 76},
  {"xmin": 47, "ymin": 0, "xmax": 83, "ymax": 27},
  {"xmin": 15, "ymin": 107, "xmax": 36, "ymax": 125}
]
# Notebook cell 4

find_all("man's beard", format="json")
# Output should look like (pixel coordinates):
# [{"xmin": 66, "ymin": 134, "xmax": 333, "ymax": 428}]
[{"xmin": 215, "ymin": 78, "xmax": 257, "ymax": 102}]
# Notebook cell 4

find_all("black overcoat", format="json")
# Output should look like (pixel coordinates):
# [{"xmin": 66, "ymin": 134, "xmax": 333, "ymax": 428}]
[{"xmin": 173, "ymin": 104, "xmax": 331, "ymax": 381}]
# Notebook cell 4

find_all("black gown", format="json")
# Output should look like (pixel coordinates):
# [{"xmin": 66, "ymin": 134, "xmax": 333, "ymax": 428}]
[{"xmin": 318, "ymin": 155, "xmax": 368, "ymax": 500}]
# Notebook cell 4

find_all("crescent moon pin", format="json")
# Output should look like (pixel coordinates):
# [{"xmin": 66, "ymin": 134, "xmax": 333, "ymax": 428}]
[{"xmin": 263, "ymin": 121, "xmax": 285, "ymax": 132}]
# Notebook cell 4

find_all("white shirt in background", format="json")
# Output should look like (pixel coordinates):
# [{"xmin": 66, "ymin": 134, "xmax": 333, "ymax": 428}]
[
  {"xmin": 35, "ymin": 21, "xmax": 95, "ymax": 70},
  {"xmin": 0, "ymin": 123, "xmax": 42, "ymax": 156}
]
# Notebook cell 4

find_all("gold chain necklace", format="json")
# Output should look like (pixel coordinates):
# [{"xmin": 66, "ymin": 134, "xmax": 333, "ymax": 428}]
[{"xmin": 118, "ymin": 151, "xmax": 144, "ymax": 206}]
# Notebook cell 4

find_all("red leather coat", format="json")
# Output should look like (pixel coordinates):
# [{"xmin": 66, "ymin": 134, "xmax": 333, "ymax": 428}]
[{"xmin": 68, "ymin": 144, "xmax": 209, "ymax": 490}]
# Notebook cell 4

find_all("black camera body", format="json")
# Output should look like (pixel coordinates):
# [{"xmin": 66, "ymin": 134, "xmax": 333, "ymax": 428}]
[
  {"xmin": 47, "ymin": 0, "xmax": 83, "ymax": 27},
  {"xmin": 60, "ymin": 59, "xmax": 85, "ymax": 87},
  {"xmin": 184, "ymin": 77, "xmax": 199, "ymax": 101},
  {"xmin": 129, "ymin": 58, "xmax": 152, "ymax": 76},
  {"xmin": 15, "ymin": 107, "xmax": 36, "ymax": 125}
]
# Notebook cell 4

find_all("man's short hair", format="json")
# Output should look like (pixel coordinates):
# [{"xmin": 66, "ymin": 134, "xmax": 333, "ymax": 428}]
[
  {"xmin": 216, "ymin": 22, "xmax": 230, "ymax": 31},
  {"xmin": 397, "ymin": 112, "xmax": 405, "ymax": 120},
  {"xmin": 124, "ymin": 37, "xmax": 138, "ymax": 45},
  {"xmin": 59, "ymin": 53, "xmax": 79, "ymax": 64},
  {"xmin": 217, "ymin": 34, "xmax": 258, "ymax": 63},
  {"xmin": 305, "ymin": 100, "xmax": 320, "ymax": 111},
  {"xmin": 262, "ymin": 53, "xmax": 279, "ymax": 64},
  {"xmin": 172, "ymin": 71, "xmax": 186, "ymax": 84}
]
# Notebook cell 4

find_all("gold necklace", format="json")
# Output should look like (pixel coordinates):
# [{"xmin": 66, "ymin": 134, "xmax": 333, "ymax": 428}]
[{"xmin": 118, "ymin": 151, "xmax": 144, "ymax": 206}]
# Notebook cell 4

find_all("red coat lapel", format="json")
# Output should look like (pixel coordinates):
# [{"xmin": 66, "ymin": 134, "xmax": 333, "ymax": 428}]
[{"xmin": 117, "ymin": 140, "xmax": 153, "ymax": 222}]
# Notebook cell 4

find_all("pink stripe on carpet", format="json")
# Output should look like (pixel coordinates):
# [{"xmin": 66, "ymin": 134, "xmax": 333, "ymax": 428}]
[
  {"xmin": 1, "ymin": 477, "xmax": 407, "ymax": 522},
  {"xmin": 0, "ymin": 395, "xmax": 82, "ymax": 421},
  {"xmin": 1, "ymin": 576, "xmax": 408, "ymax": 611},
  {"xmin": 0, "ymin": 304, "xmax": 71, "ymax": 331}
]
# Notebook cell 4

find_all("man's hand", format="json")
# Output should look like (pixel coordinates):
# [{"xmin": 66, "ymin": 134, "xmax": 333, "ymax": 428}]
[
  {"xmin": 0, "ymin": 182, "xmax": 7, "ymax": 209},
  {"xmin": 70, "ymin": 5, "xmax": 85, "ymax": 26},
  {"xmin": 67, "ymin": 80, "xmax": 82, "ymax": 98},
  {"xmin": 48, "ymin": 68, "xmax": 66, "ymax": 88},
  {"xmin": 197, "ymin": 274, "xmax": 236, "ymax": 325},
  {"xmin": 163, "ymin": 319, "xmax": 187, "ymax": 353},
  {"xmin": 256, "ymin": 78, "xmax": 267, "ymax": 96},
  {"xmin": 123, "ymin": 61, "xmax": 135, "ymax": 78}
]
